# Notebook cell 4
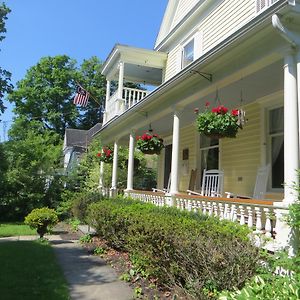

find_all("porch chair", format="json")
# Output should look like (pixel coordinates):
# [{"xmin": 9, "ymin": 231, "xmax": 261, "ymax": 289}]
[
  {"xmin": 187, "ymin": 169, "xmax": 224, "ymax": 197},
  {"xmin": 152, "ymin": 173, "xmax": 171, "ymax": 193},
  {"xmin": 225, "ymin": 164, "xmax": 271, "ymax": 199}
]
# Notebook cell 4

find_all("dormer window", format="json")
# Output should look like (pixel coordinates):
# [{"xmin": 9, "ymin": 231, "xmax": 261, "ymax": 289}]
[{"xmin": 182, "ymin": 39, "xmax": 194, "ymax": 68}]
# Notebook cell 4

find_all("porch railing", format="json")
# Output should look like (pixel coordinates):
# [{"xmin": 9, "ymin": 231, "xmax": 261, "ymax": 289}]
[
  {"xmin": 127, "ymin": 190, "xmax": 288, "ymax": 249},
  {"xmin": 104, "ymin": 87, "xmax": 149, "ymax": 123}
]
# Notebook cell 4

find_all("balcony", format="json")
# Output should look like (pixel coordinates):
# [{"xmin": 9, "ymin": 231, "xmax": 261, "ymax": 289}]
[{"xmin": 101, "ymin": 44, "xmax": 167, "ymax": 124}]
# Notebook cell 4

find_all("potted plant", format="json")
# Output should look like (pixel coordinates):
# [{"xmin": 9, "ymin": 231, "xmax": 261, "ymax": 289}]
[
  {"xmin": 195, "ymin": 102, "xmax": 244, "ymax": 138},
  {"xmin": 97, "ymin": 146, "xmax": 113, "ymax": 163},
  {"xmin": 136, "ymin": 132, "xmax": 164, "ymax": 155}
]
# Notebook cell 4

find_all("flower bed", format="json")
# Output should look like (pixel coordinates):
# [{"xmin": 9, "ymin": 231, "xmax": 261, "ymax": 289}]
[
  {"xmin": 195, "ymin": 102, "xmax": 244, "ymax": 138},
  {"xmin": 136, "ymin": 133, "xmax": 164, "ymax": 155}
]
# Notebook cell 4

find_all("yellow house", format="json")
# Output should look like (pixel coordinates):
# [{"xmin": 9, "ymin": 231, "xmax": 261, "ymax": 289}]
[{"xmin": 95, "ymin": 0, "xmax": 300, "ymax": 253}]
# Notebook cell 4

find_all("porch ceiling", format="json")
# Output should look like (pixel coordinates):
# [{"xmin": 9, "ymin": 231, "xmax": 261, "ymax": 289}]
[{"xmin": 101, "ymin": 44, "xmax": 167, "ymax": 85}]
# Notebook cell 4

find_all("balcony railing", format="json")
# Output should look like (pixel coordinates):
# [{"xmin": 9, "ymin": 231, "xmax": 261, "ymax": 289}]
[{"xmin": 104, "ymin": 87, "xmax": 150, "ymax": 123}]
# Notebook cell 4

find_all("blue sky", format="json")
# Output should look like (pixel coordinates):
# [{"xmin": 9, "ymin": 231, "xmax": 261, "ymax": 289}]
[{"xmin": 0, "ymin": 0, "xmax": 167, "ymax": 137}]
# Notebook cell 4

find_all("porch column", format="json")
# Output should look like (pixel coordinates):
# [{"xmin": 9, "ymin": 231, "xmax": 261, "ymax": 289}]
[
  {"xmin": 275, "ymin": 53, "xmax": 299, "ymax": 256},
  {"xmin": 126, "ymin": 131, "xmax": 135, "ymax": 191},
  {"xmin": 110, "ymin": 139, "xmax": 119, "ymax": 197},
  {"xmin": 297, "ymin": 50, "xmax": 300, "ymax": 155},
  {"xmin": 99, "ymin": 161, "xmax": 104, "ymax": 192},
  {"xmin": 103, "ymin": 80, "xmax": 111, "ymax": 124},
  {"xmin": 117, "ymin": 61, "xmax": 125, "ymax": 114},
  {"xmin": 169, "ymin": 110, "xmax": 180, "ymax": 196},
  {"xmin": 283, "ymin": 53, "xmax": 299, "ymax": 204}
]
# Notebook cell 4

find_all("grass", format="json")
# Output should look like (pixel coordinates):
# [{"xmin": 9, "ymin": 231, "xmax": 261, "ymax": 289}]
[
  {"xmin": 0, "ymin": 222, "xmax": 36, "ymax": 237},
  {"xmin": 0, "ymin": 240, "xmax": 69, "ymax": 300}
]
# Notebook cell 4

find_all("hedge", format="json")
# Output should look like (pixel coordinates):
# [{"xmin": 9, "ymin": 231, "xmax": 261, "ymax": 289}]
[{"xmin": 87, "ymin": 197, "xmax": 259, "ymax": 299}]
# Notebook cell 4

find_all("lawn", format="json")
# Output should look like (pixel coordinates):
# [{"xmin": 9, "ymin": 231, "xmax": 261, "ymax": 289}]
[
  {"xmin": 0, "ymin": 240, "xmax": 69, "ymax": 300},
  {"xmin": 0, "ymin": 223, "xmax": 36, "ymax": 237}
]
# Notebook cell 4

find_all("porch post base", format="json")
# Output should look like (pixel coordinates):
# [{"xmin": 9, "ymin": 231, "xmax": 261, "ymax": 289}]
[
  {"xmin": 274, "ymin": 202, "xmax": 299, "ymax": 256},
  {"xmin": 110, "ymin": 187, "xmax": 118, "ymax": 198},
  {"xmin": 165, "ymin": 193, "xmax": 175, "ymax": 207}
]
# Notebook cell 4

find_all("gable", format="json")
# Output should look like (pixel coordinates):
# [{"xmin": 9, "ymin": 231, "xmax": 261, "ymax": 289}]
[{"xmin": 155, "ymin": 0, "xmax": 200, "ymax": 48}]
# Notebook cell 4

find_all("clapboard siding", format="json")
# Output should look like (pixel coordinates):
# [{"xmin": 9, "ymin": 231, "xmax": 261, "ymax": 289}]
[
  {"xmin": 171, "ymin": 0, "xmax": 199, "ymax": 29},
  {"xmin": 164, "ymin": 0, "xmax": 257, "ymax": 81},
  {"xmin": 221, "ymin": 102, "xmax": 261, "ymax": 196},
  {"xmin": 203, "ymin": 0, "xmax": 255, "ymax": 52},
  {"xmin": 179, "ymin": 124, "xmax": 197, "ymax": 191}
]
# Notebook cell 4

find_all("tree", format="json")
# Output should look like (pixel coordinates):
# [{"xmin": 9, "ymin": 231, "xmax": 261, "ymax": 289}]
[
  {"xmin": 8, "ymin": 55, "xmax": 107, "ymax": 136},
  {"xmin": 2, "ymin": 118, "xmax": 62, "ymax": 220},
  {"xmin": 0, "ymin": 3, "xmax": 13, "ymax": 115},
  {"xmin": 8, "ymin": 55, "xmax": 79, "ymax": 136}
]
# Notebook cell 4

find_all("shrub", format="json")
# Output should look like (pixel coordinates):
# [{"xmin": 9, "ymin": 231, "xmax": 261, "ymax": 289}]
[
  {"xmin": 87, "ymin": 197, "xmax": 259, "ymax": 298},
  {"xmin": 24, "ymin": 207, "xmax": 59, "ymax": 238}
]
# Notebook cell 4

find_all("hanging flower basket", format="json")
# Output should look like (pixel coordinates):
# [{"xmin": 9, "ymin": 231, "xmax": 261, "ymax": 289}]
[
  {"xmin": 195, "ymin": 103, "xmax": 245, "ymax": 138},
  {"xmin": 136, "ymin": 133, "xmax": 164, "ymax": 155},
  {"xmin": 97, "ymin": 146, "xmax": 113, "ymax": 163}
]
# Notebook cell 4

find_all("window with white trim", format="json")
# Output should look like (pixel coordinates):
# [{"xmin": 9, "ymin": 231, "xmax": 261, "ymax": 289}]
[
  {"xmin": 256, "ymin": 0, "xmax": 279, "ymax": 13},
  {"xmin": 267, "ymin": 106, "xmax": 284, "ymax": 189},
  {"xmin": 181, "ymin": 39, "xmax": 194, "ymax": 68}
]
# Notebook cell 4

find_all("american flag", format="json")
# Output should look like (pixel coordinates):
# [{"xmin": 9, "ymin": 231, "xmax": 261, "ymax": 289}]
[{"xmin": 73, "ymin": 86, "xmax": 90, "ymax": 107}]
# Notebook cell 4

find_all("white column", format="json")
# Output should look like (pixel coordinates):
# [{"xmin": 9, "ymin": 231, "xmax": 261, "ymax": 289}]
[
  {"xmin": 103, "ymin": 80, "xmax": 110, "ymax": 124},
  {"xmin": 118, "ymin": 61, "xmax": 124, "ymax": 99},
  {"xmin": 169, "ymin": 110, "xmax": 180, "ymax": 195},
  {"xmin": 99, "ymin": 161, "xmax": 104, "ymax": 190},
  {"xmin": 126, "ymin": 131, "xmax": 135, "ymax": 191},
  {"xmin": 283, "ymin": 53, "xmax": 299, "ymax": 204},
  {"xmin": 110, "ymin": 140, "xmax": 119, "ymax": 196},
  {"xmin": 297, "ymin": 50, "xmax": 300, "ymax": 157},
  {"xmin": 275, "ymin": 53, "xmax": 299, "ymax": 256}
]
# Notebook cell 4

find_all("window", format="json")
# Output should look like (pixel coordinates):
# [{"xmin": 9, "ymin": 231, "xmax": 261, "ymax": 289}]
[
  {"xmin": 182, "ymin": 39, "xmax": 194, "ymax": 68},
  {"xmin": 199, "ymin": 135, "xmax": 219, "ymax": 182},
  {"xmin": 257, "ymin": 0, "xmax": 278, "ymax": 13},
  {"xmin": 268, "ymin": 107, "xmax": 284, "ymax": 189}
]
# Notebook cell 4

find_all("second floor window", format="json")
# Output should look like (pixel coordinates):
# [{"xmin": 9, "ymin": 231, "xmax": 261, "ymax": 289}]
[{"xmin": 182, "ymin": 39, "xmax": 194, "ymax": 68}]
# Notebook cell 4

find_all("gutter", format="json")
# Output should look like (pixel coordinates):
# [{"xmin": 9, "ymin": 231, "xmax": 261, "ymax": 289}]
[{"xmin": 93, "ymin": 0, "xmax": 290, "ymax": 139}]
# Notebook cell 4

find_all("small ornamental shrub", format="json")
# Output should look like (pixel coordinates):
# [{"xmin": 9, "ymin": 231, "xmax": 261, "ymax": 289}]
[
  {"xmin": 97, "ymin": 146, "xmax": 113, "ymax": 163},
  {"xmin": 136, "ymin": 132, "xmax": 164, "ymax": 155},
  {"xmin": 195, "ymin": 102, "xmax": 244, "ymax": 138},
  {"xmin": 87, "ymin": 197, "xmax": 259, "ymax": 299},
  {"xmin": 24, "ymin": 207, "xmax": 59, "ymax": 238}
]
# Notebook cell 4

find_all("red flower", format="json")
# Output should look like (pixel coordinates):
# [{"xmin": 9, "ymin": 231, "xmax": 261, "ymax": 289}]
[
  {"xmin": 136, "ymin": 135, "xmax": 141, "ymax": 140},
  {"xmin": 194, "ymin": 108, "xmax": 199, "ymax": 114},
  {"xmin": 97, "ymin": 152, "xmax": 101, "ymax": 157},
  {"xmin": 231, "ymin": 109, "xmax": 239, "ymax": 116},
  {"xmin": 205, "ymin": 101, "xmax": 210, "ymax": 107},
  {"xmin": 212, "ymin": 105, "xmax": 228, "ymax": 115},
  {"xmin": 106, "ymin": 150, "xmax": 112, "ymax": 157},
  {"xmin": 153, "ymin": 134, "xmax": 158, "ymax": 137},
  {"xmin": 141, "ymin": 134, "xmax": 148, "ymax": 141}
]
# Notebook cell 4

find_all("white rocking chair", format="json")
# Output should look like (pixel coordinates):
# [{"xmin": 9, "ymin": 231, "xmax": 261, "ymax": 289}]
[
  {"xmin": 225, "ymin": 164, "xmax": 271, "ymax": 199},
  {"xmin": 187, "ymin": 169, "xmax": 224, "ymax": 197}
]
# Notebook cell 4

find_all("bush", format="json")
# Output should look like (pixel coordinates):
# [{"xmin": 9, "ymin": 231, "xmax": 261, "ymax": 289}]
[
  {"xmin": 24, "ymin": 207, "xmax": 59, "ymax": 238},
  {"xmin": 87, "ymin": 197, "xmax": 259, "ymax": 298}
]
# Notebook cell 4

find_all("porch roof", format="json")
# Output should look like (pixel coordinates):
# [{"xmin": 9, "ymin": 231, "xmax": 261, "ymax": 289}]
[
  {"xmin": 101, "ymin": 44, "xmax": 167, "ymax": 85},
  {"xmin": 94, "ymin": 1, "xmax": 293, "ymax": 144}
]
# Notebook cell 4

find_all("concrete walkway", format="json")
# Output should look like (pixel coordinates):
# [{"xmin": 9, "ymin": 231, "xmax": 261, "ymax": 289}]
[{"xmin": 0, "ymin": 234, "xmax": 133, "ymax": 300}]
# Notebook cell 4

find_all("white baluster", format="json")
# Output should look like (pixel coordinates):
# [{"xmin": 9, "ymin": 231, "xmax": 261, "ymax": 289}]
[
  {"xmin": 231, "ymin": 204, "xmax": 237, "ymax": 222},
  {"xmin": 202, "ymin": 201, "xmax": 207, "ymax": 214},
  {"xmin": 239, "ymin": 205, "xmax": 245, "ymax": 225},
  {"xmin": 187, "ymin": 200, "xmax": 192, "ymax": 212},
  {"xmin": 224, "ymin": 203, "xmax": 229, "ymax": 220},
  {"xmin": 255, "ymin": 207, "xmax": 262, "ymax": 233},
  {"xmin": 192, "ymin": 200, "xmax": 197, "ymax": 213},
  {"xmin": 264, "ymin": 208, "xmax": 272, "ymax": 238},
  {"xmin": 213, "ymin": 202, "xmax": 218, "ymax": 217},
  {"xmin": 218, "ymin": 203, "xmax": 224, "ymax": 219},
  {"xmin": 247, "ymin": 206, "xmax": 253, "ymax": 228},
  {"xmin": 207, "ymin": 202, "xmax": 213, "ymax": 216}
]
